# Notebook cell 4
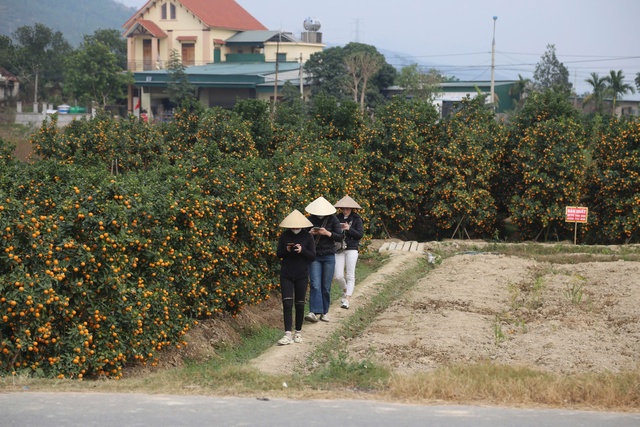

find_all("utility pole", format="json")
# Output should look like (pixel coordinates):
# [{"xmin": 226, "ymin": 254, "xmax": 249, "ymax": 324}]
[
  {"xmin": 490, "ymin": 16, "xmax": 497, "ymax": 111},
  {"xmin": 299, "ymin": 53, "xmax": 304, "ymax": 98},
  {"xmin": 272, "ymin": 31, "xmax": 281, "ymax": 116}
]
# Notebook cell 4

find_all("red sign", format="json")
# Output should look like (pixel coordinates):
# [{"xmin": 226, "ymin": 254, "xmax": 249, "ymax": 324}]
[{"xmin": 566, "ymin": 206, "xmax": 588, "ymax": 223}]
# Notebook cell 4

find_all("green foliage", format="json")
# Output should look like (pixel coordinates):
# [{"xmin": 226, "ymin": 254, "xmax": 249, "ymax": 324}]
[
  {"xmin": 605, "ymin": 70, "xmax": 636, "ymax": 114},
  {"xmin": 304, "ymin": 42, "xmax": 396, "ymax": 110},
  {"xmin": 509, "ymin": 117, "xmax": 587, "ymax": 240},
  {"xmin": 426, "ymin": 95, "xmax": 506, "ymax": 238},
  {"xmin": 31, "ymin": 112, "xmax": 167, "ymax": 172},
  {"xmin": 166, "ymin": 50, "xmax": 196, "ymax": 107},
  {"xmin": 364, "ymin": 97, "xmax": 439, "ymax": 236},
  {"xmin": 233, "ymin": 99, "xmax": 274, "ymax": 157},
  {"xmin": 396, "ymin": 64, "xmax": 445, "ymax": 100},
  {"xmin": 10, "ymin": 23, "xmax": 72, "ymax": 102},
  {"xmin": 533, "ymin": 44, "xmax": 572, "ymax": 94},
  {"xmin": 64, "ymin": 33, "xmax": 133, "ymax": 106},
  {"xmin": 584, "ymin": 118, "xmax": 640, "ymax": 243}
]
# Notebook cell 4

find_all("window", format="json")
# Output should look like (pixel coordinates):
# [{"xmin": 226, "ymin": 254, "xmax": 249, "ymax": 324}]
[{"xmin": 162, "ymin": 3, "xmax": 176, "ymax": 19}]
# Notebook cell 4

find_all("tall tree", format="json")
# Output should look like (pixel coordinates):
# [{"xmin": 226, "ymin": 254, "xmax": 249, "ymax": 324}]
[
  {"xmin": 533, "ymin": 44, "xmax": 572, "ymax": 94},
  {"xmin": 344, "ymin": 51, "xmax": 382, "ymax": 112},
  {"xmin": 635, "ymin": 72, "xmax": 640, "ymax": 92},
  {"xmin": 605, "ymin": 70, "xmax": 635, "ymax": 114},
  {"xmin": 396, "ymin": 64, "xmax": 444, "ymax": 100},
  {"xmin": 83, "ymin": 29, "xmax": 128, "ymax": 70},
  {"xmin": 0, "ymin": 35, "xmax": 14, "ymax": 72},
  {"xmin": 583, "ymin": 72, "xmax": 608, "ymax": 114},
  {"xmin": 166, "ymin": 49, "xmax": 196, "ymax": 107},
  {"xmin": 64, "ymin": 31, "xmax": 133, "ymax": 107},
  {"xmin": 305, "ymin": 42, "xmax": 395, "ymax": 109},
  {"xmin": 11, "ymin": 23, "xmax": 72, "ymax": 102}
]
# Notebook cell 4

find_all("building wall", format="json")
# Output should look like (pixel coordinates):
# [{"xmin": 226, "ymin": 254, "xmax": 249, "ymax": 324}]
[{"xmin": 263, "ymin": 43, "xmax": 323, "ymax": 63}]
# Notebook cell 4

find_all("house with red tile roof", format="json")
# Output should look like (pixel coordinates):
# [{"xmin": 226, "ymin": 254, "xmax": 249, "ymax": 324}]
[{"xmin": 122, "ymin": 0, "xmax": 324, "ymax": 117}]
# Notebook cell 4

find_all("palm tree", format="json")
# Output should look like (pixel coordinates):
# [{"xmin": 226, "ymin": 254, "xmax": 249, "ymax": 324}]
[
  {"xmin": 605, "ymin": 70, "xmax": 636, "ymax": 114},
  {"xmin": 509, "ymin": 74, "xmax": 531, "ymax": 109},
  {"xmin": 584, "ymin": 72, "xmax": 608, "ymax": 114}
]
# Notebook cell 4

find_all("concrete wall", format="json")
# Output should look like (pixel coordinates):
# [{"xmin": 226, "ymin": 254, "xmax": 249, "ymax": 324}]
[
  {"xmin": 15, "ymin": 113, "xmax": 91, "ymax": 128},
  {"xmin": 14, "ymin": 102, "xmax": 91, "ymax": 128}
]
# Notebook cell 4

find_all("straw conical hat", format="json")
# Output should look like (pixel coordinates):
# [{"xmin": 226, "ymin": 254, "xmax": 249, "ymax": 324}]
[
  {"xmin": 279, "ymin": 209, "xmax": 313, "ymax": 228},
  {"xmin": 305, "ymin": 196, "xmax": 337, "ymax": 216},
  {"xmin": 334, "ymin": 195, "xmax": 362, "ymax": 209}
]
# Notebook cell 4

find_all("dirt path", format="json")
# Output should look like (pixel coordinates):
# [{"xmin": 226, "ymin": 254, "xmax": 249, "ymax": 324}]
[
  {"xmin": 249, "ymin": 243, "xmax": 640, "ymax": 376},
  {"xmin": 249, "ymin": 251, "xmax": 425, "ymax": 376}
]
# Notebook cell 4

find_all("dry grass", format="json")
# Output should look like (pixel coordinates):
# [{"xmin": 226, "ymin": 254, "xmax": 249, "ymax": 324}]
[{"xmin": 385, "ymin": 364, "xmax": 640, "ymax": 411}]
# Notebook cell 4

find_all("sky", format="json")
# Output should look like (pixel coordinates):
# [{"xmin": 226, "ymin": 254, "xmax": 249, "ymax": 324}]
[{"xmin": 117, "ymin": 0, "xmax": 640, "ymax": 98}]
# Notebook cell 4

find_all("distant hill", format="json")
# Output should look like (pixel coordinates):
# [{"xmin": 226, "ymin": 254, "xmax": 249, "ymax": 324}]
[{"xmin": 0, "ymin": 0, "xmax": 136, "ymax": 46}]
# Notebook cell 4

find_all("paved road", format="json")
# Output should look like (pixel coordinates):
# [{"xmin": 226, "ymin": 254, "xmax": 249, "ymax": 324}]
[{"xmin": 2, "ymin": 392, "xmax": 639, "ymax": 427}]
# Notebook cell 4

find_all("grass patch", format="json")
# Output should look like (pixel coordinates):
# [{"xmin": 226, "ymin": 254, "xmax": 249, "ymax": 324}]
[
  {"xmin": 307, "ymin": 255, "xmax": 431, "ymax": 390},
  {"xmin": 484, "ymin": 242, "xmax": 640, "ymax": 263},
  {"xmin": 0, "ymin": 123, "xmax": 35, "ymax": 161},
  {"xmin": 386, "ymin": 363, "xmax": 640, "ymax": 409}
]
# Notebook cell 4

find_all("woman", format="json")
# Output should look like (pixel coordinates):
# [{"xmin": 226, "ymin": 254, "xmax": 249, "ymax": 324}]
[
  {"xmin": 275, "ymin": 209, "xmax": 316, "ymax": 345},
  {"xmin": 333, "ymin": 196, "xmax": 364, "ymax": 309},
  {"xmin": 304, "ymin": 196, "xmax": 343, "ymax": 323}
]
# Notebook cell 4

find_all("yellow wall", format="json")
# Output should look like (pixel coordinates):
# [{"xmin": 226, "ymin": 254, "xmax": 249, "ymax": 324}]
[{"xmin": 264, "ymin": 43, "xmax": 323, "ymax": 63}]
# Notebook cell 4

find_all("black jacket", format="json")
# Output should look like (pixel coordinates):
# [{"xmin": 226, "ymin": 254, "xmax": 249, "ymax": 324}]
[
  {"xmin": 336, "ymin": 212, "xmax": 364, "ymax": 251},
  {"xmin": 276, "ymin": 229, "xmax": 316, "ymax": 280},
  {"xmin": 308, "ymin": 214, "xmax": 343, "ymax": 256}
]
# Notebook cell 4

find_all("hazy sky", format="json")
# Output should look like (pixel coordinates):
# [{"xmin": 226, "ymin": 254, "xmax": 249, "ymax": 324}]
[{"xmin": 118, "ymin": 0, "xmax": 640, "ymax": 98}]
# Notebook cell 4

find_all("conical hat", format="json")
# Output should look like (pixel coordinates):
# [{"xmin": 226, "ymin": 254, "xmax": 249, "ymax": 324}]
[
  {"xmin": 334, "ymin": 195, "xmax": 362, "ymax": 209},
  {"xmin": 279, "ymin": 209, "xmax": 313, "ymax": 228},
  {"xmin": 305, "ymin": 196, "xmax": 337, "ymax": 216}
]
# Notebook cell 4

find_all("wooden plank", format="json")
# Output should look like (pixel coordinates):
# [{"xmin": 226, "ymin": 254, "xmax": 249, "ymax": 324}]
[
  {"xmin": 401, "ymin": 241, "xmax": 412, "ymax": 251},
  {"xmin": 409, "ymin": 241, "xmax": 419, "ymax": 252},
  {"xmin": 416, "ymin": 242, "xmax": 425, "ymax": 253},
  {"xmin": 378, "ymin": 242, "xmax": 391, "ymax": 252}
]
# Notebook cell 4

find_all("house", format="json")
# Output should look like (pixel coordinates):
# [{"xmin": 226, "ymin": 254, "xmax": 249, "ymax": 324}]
[
  {"xmin": 0, "ymin": 68, "xmax": 19, "ymax": 102},
  {"xmin": 122, "ymin": 0, "xmax": 324, "ymax": 118},
  {"xmin": 383, "ymin": 80, "xmax": 519, "ymax": 116}
]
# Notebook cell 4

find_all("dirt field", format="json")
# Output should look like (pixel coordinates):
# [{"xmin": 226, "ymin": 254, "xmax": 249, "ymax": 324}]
[{"xmin": 172, "ymin": 240, "xmax": 640, "ymax": 378}]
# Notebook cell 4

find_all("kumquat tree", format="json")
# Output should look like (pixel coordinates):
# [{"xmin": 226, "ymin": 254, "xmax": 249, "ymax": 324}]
[
  {"xmin": 363, "ymin": 97, "xmax": 439, "ymax": 237},
  {"xmin": 509, "ymin": 117, "xmax": 587, "ymax": 241},
  {"xmin": 584, "ymin": 118, "xmax": 640, "ymax": 243},
  {"xmin": 425, "ymin": 95, "xmax": 506, "ymax": 239}
]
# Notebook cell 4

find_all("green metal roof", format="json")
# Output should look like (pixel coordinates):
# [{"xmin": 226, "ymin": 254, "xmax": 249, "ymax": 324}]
[
  {"xmin": 133, "ymin": 62, "xmax": 300, "ymax": 87},
  {"xmin": 225, "ymin": 30, "xmax": 297, "ymax": 44}
]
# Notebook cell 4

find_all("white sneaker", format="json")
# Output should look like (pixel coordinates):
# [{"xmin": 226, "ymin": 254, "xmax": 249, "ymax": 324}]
[
  {"xmin": 293, "ymin": 333, "xmax": 303, "ymax": 343},
  {"xmin": 277, "ymin": 335, "xmax": 293, "ymax": 345},
  {"xmin": 305, "ymin": 312, "xmax": 318, "ymax": 323},
  {"xmin": 319, "ymin": 314, "xmax": 330, "ymax": 322},
  {"xmin": 341, "ymin": 299, "xmax": 350, "ymax": 309}
]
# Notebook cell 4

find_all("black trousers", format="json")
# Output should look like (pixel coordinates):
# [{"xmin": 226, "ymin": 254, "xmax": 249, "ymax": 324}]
[{"xmin": 280, "ymin": 274, "xmax": 308, "ymax": 332}]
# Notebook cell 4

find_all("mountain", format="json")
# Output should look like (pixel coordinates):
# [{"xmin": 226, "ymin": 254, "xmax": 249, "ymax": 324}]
[{"xmin": 0, "ymin": 0, "xmax": 136, "ymax": 46}]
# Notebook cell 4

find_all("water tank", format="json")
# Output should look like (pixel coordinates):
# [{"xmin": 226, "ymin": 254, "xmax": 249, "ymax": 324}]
[{"xmin": 303, "ymin": 17, "xmax": 321, "ymax": 32}]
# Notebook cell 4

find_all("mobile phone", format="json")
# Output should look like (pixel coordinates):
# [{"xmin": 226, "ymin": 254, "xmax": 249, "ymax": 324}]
[
  {"xmin": 287, "ymin": 243, "xmax": 295, "ymax": 248},
  {"xmin": 312, "ymin": 227, "xmax": 320, "ymax": 231}
]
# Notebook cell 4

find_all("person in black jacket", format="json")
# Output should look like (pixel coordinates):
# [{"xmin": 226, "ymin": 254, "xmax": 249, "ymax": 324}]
[
  {"xmin": 275, "ymin": 209, "xmax": 316, "ymax": 345},
  {"xmin": 333, "ymin": 196, "xmax": 364, "ymax": 309},
  {"xmin": 304, "ymin": 196, "xmax": 343, "ymax": 323}
]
